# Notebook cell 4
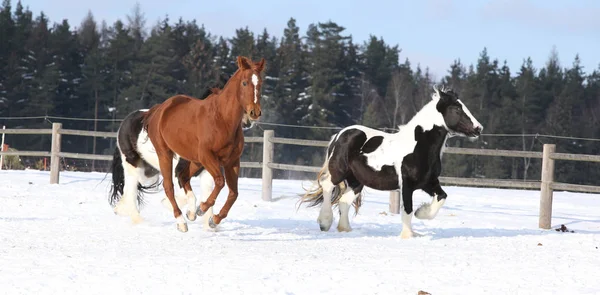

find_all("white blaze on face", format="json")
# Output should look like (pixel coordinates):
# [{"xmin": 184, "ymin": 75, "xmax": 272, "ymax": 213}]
[
  {"xmin": 251, "ymin": 74, "xmax": 259, "ymax": 103},
  {"xmin": 458, "ymin": 99, "xmax": 483, "ymax": 131}
]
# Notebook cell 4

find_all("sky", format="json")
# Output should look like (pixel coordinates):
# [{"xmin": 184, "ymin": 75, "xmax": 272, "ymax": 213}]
[{"xmin": 16, "ymin": 0, "xmax": 600, "ymax": 81}]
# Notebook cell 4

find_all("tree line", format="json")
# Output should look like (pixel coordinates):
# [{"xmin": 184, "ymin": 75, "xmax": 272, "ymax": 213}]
[{"xmin": 1, "ymin": 1, "xmax": 599, "ymax": 185}]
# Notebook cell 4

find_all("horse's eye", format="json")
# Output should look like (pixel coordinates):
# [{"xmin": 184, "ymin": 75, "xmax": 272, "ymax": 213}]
[{"xmin": 242, "ymin": 81, "xmax": 247, "ymax": 86}]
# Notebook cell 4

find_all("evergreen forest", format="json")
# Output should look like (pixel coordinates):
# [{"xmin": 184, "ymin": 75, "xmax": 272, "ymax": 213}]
[{"xmin": 1, "ymin": 1, "xmax": 599, "ymax": 185}]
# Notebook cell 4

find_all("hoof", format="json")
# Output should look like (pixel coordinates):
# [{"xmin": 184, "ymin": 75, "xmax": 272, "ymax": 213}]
[
  {"xmin": 317, "ymin": 214, "xmax": 333, "ymax": 232},
  {"xmin": 400, "ymin": 230, "xmax": 422, "ymax": 239},
  {"xmin": 197, "ymin": 206, "xmax": 206, "ymax": 217},
  {"xmin": 131, "ymin": 216, "xmax": 144, "ymax": 225},
  {"xmin": 208, "ymin": 216, "xmax": 218, "ymax": 229},
  {"xmin": 337, "ymin": 226, "xmax": 352, "ymax": 233},
  {"xmin": 319, "ymin": 224, "xmax": 331, "ymax": 232},
  {"xmin": 187, "ymin": 210, "xmax": 197, "ymax": 221},
  {"xmin": 177, "ymin": 223, "xmax": 188, "ymax": 233}
]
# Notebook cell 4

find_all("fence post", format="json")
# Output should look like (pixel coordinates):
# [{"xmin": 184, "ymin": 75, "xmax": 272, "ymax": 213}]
[
  {"xmin": 389, "ymin": 190, "xmax": 401, "ymax": 214},
  {"xmin": 262, "ymin": 130, "xmax": 274, "ymax": 201},
  {"xmin": 539, "ymin": 143, "xmax": 556, "ymax": 229},
  {"xmin": 50, "ymin": 123, "xmax": 62, "ymax": 184},
  {"xmin": 0, "ymin": 125, "xmax": 5, "ymax": 171}
]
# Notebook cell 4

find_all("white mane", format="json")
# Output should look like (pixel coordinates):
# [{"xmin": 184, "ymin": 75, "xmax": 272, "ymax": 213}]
[{"xmin": 395, "ymin": 86, "xmax": 447, "ymax": 135}]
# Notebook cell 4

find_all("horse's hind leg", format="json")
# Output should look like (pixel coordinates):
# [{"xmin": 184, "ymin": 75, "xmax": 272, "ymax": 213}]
[
  {"xmin": 114, "ymin": 156, "xmax": 143, "ymax": 224},
  {"xmin": 337, "ymin": 186, "xmax": 361, "ymax": 232},
  {"xmin": 162, "ymin": 158, "xmax": 192, "ymax": 212},
  {"xmin": 157, "ymin": 151, "xmax": 187, "ymax": 233},
  {"xmin": 336, "ymin": 172, "xmax": 363, "ymax": 232},
  {"xmin": 197, "ymin": 169, "xmax": 215, "ymax": 230}
]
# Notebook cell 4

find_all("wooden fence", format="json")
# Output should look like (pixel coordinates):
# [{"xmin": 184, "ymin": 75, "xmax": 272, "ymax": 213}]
[{"xmin": 2, "ymin": 123, "xmax": 600, "ymax": 230}]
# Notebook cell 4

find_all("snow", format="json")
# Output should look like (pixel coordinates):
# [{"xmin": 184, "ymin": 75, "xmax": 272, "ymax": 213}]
[{"xmin": 1, "ymin": 169, "xmax": 599, "ymax": 295}]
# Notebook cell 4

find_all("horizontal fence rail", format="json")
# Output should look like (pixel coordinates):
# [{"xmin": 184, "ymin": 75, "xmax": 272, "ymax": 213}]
[{"xmin": 2, "ymin": 123, "xmax": 600, "ymax": 230}]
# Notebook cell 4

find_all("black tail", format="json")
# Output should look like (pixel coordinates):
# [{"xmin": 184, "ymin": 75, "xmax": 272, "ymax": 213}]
[{"xmin": 108, "ymin": 147, "xmax": 125, "ymax": 207}]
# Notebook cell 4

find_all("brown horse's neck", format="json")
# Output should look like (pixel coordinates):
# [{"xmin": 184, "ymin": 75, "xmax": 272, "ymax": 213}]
[{"xmin": 209, "ymin": 70, "xmax": 244, "ymax": 132}]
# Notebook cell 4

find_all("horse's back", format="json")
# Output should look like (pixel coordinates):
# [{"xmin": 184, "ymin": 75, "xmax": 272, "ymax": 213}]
[
  {"xmin": 143, "ymin": 95, "xmax": 199, "ymax": 130},
  {"xmin": 160, "ymin": 95, "xmax": 198, "ymax": 112}
]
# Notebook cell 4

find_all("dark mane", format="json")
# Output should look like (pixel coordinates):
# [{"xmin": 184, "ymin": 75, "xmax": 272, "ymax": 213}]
[{"xmin": 199, "ymin": 73, "xmax": 230, "ymax": 100}]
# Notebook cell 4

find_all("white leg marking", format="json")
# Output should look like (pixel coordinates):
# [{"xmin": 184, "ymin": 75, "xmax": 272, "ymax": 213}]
[
  {"xmin": 176, "ymin": 215, "xmax": 188, "ymax": 232},
  {"xmin": 198, "ymin": 170, "xmax": 215, "ymax": 230},
  {"xmin": 337, "ymin": 188, "xmax": 358, "ymax": 232},
  {"xmin": 185, "ymin": 190, "xmax": 198, "ymax": 221},
  {"xmin": 399, "ymin": 210, "xmax": 417, "ymax": 239},
  {"xmin": 251, "ymin": 74, "xmax": 259, "ymax": 103},
  {"xmin": 317, "ymin": 175, "xmax": 335, "ymax": 232},
  {"xmin": 114, "ymin": 154, "xmax": 143, "ymax": 224},
  {"xmin": 415, "ymin": 195, "xmax": 446, "ymax": 220}
]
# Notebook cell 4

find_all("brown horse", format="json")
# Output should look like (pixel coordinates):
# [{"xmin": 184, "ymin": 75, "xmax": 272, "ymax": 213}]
[{"xmin": 141, "ymin": 56, "xmax": 265, "ymax": 232}]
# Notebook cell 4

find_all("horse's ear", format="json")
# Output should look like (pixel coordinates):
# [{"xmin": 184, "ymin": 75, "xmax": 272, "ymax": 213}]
[
  {"xmin": 237, "ymin": 56, "xmax": 252, "ymax": 70},
  {"xmin": 255, "ymin": 58, "xmax": 266, "ymax": 73},
  {"xmin": 432, "ymin": 84, "xmax": 440, "ymax": 100},
  {"xmin": 414, "ymin": 125, "xmax": 424, "ymax": 141}
]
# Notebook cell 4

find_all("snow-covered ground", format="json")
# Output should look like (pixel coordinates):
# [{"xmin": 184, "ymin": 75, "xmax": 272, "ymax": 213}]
[{"xmin": 1, "ymin": 170, "xmax": 599, "ymax": 295}]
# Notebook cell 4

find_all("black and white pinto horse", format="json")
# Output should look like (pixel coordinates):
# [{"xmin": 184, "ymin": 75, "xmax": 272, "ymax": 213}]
[
  {"xmin": 299, "ymin": 85, "xmax": 483, "ymax": 239},
  {"xmin": 108, "ymin": 74, "xmax": 255, "ymax": 230}
]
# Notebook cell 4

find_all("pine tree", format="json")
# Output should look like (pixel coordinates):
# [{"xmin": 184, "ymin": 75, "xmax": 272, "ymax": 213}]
[
  {"xmin": 545, "ymin": 55, "xmax": 585, "ymax": 184},
  {"xmin": 385, "ymin": 59, "xmax": 413, "ymax": 128},
  {"xmin": 120, "ymin": 18, "xmax": 178, "ymax": 113},
  {"xmin": 228, "ymin": 27, "xmax": 255, "ymax": 75},
  {"xmin": 254, "ymin": 28, "xmax": 278, "ymax": 108},
  {"xmin": 0, "ymin": 0, "xmax": 15, "ymax": 117},
  {"xmin": 105, "ymin": 20, "xmax": 137, "ymax": 117},
  {"xmin": 514, "ymin": 57, "xmax": 540, "ymax": 180},
  {"xmin": 360, "ymin": 36, "xmax": 399, "ymax": 128},
  {"xmin": 213, "ymin": 36, "xmax": 230, "ymax": 76},
  {"xmin": 302, "ymin": 21, "xmax": 352, "ymax": 138}
]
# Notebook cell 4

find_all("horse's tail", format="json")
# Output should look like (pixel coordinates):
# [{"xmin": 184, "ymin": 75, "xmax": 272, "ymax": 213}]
[
  {"xmin": 297, "ymin": 134, "xmax": 363, "ymax": 215},
  {"xmin": 297, "ymin": 157, "xmax": 339, "ymax": 209},
  {"xmin": 108, "ymin": 146, "xmax": 125, "ymax": 207}
]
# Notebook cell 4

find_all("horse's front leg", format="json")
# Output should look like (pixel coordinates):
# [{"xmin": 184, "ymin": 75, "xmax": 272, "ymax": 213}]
[
  {"xmin": 400, "ymin": 183, "xmax": 422, "ymax": 239},
  {"xmin": 415, "ymin": 178, "xmax": 447, "ymax": 220},
  {"xmin": 211, "ymin": 158, "xmax": 240, "ymax": 227}
]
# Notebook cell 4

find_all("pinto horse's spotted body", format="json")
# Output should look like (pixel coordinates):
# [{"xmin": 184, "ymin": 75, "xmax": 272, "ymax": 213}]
[
  {"xmin": 300, "ymin": 86, "xmax": 483, "ymax": 238},
  {"xmin": 137, "ymin": 56, "xmax": 265, "ymax": 232}
]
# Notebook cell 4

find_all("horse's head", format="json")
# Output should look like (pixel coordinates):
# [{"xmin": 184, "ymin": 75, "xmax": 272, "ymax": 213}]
[
  {"xmin": 432, "ymin": 85, "xmax": 483, "ymax": 139},
  {"xmin": 235, "ymin": 56, "xmax": 266, "ymax": 121}
]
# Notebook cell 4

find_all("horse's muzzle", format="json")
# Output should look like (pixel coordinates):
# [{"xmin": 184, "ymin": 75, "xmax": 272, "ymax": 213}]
[
  {"xmin": 466, "ymin": 126, "xmax": 483, "ymax": 140},
  {"xmin": 471, "ymin": 126, "xmax": 482, "ymax": 137},
  {"xmin": 247, "ymin": 107, "xmax": 261, "ymax": 121}
]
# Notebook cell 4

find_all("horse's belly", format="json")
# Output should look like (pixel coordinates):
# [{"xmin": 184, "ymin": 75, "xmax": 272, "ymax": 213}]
[{"xmin": 349, "ymin": 155, "xmax": 400, "ymax": 190}]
